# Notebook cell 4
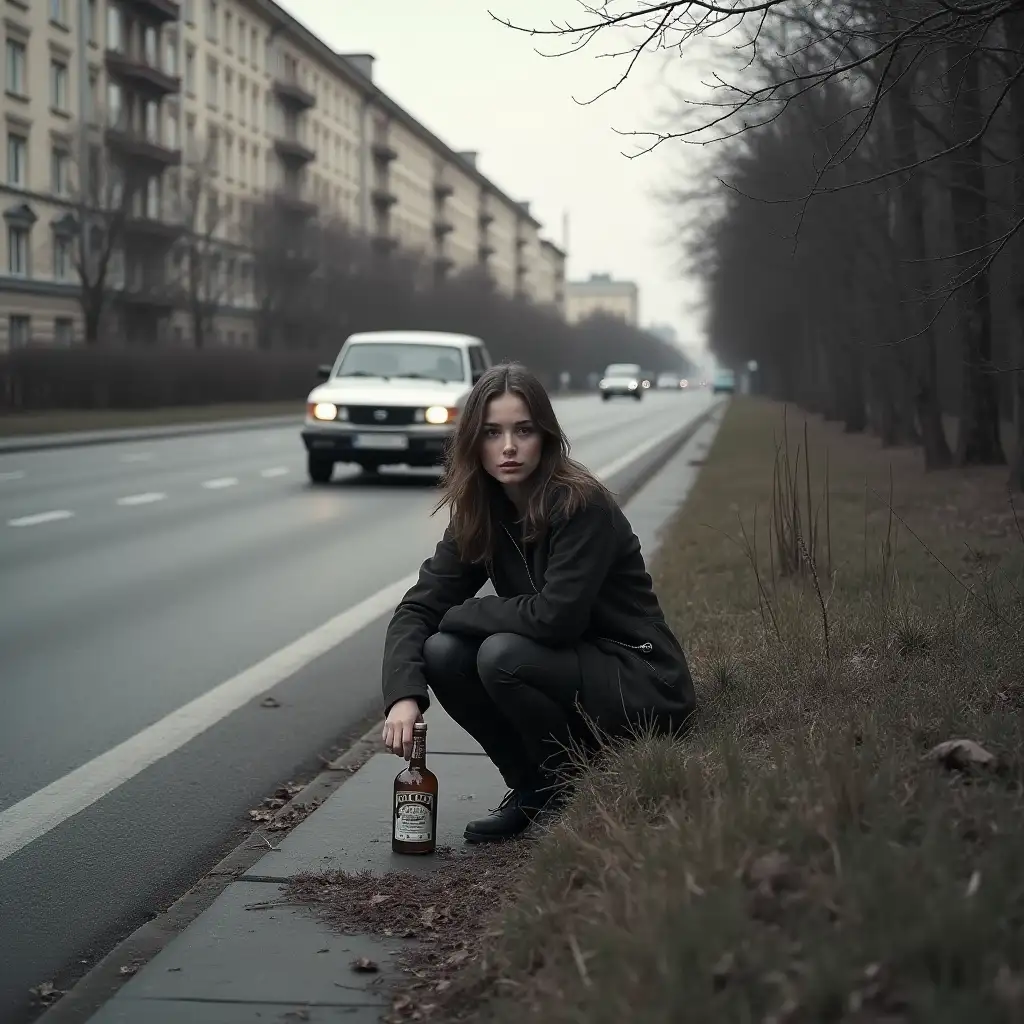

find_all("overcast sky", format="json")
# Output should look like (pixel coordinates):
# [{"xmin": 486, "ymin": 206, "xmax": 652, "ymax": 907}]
[{"xmin": 277, "ymin": 0, "xmax": 713, "ymax": 358}]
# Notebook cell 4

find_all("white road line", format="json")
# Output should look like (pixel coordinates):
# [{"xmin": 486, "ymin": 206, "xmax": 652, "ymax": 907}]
[
  {"xmin": 7, "ymin": 510, "xmax": 74, "ymax": 528},
  {"xmin": 202, "ymin": 477, "xmax": 238, "ymax": 489},
  {"xmin": 0, "ymin": 470, "xmax": 26, "ymax": 482},
  {"xmin": 0, "ymin": 411, "xmax": 704, "ymax": 864},
  {"xmin": 260, "ymin": 467, "xmax": 289, "ymax": 478},
  {"xmin": 119, "ymin": 453, "xmax": 154, "ymax": 463},
  {"xmin": 117, "ymin": 492, "xmax": 167, "ymax": 507}
]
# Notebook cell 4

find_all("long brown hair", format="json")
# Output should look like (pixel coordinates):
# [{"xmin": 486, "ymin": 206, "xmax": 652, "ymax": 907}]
[{"xmin": 435, "ymin": 362, "xmax": 608, "ymax": 563}]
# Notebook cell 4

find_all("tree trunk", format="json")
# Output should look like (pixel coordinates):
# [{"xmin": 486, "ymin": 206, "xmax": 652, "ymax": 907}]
[
  {"xmin": 1004, "ymin": 14, "xmax": 1024, "ymax": 491},
  {"xmin": 947, "ymin": 40, "xmax": 1005, "ymax": 466},
  {"xmin": 890, "ymin": 65, "xmax": 952, "ymax": 469}
]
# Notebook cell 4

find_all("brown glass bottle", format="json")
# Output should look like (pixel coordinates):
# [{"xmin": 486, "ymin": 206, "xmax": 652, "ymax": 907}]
[{"xmin": 392, "ymin": 722, "xmax": 438, "ymax": 854}]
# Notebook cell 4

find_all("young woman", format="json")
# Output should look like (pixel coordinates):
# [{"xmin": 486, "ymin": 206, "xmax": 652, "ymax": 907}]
[{"xmin": 381, "ymin": 363, "xmax": 695, "ymax": 842}]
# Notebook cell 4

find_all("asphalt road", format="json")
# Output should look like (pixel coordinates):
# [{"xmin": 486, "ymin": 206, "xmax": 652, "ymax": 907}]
[{"xmin": 0, "ymin": 389, "xmax": 711, "ymax": 1022}]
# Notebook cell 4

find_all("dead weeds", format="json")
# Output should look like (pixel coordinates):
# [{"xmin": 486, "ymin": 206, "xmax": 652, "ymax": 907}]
[{"xmin": 292, "ymin": 399, "xmax": 1024, "ymax": 1023}]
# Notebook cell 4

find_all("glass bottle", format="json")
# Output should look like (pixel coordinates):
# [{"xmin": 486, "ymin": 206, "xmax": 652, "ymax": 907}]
[{"xmin": 392, "ymin": 722, "xmax": 437, "ymax": 854}]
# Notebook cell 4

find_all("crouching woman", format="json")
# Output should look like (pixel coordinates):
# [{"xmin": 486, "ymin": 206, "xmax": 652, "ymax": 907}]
[{"xmin": 381, "ymin": 362, "xmax": 695, "ymax": 842}]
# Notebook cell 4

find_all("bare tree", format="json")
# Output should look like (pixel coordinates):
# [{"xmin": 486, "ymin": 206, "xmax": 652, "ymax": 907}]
[
  {"xmin": 64, "ymin": 129, "xmax": 131, "ymax": 346},
  {"xmin": 176, "ymin": 138, "xmax": 227, "ymax": 350}
]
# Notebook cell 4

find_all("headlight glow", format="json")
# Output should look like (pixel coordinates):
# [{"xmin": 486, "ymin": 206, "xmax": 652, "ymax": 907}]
[
  {"xmin": 425, "ymin": 405, "xmax": 454, "ymax": 425},
  {"xmin": 311, "ymin": 401, "xmax": 338, "ymax": 420},
  {"xmin": 628, "ymin": 380, "xmax": 638, "ymax": 390}
]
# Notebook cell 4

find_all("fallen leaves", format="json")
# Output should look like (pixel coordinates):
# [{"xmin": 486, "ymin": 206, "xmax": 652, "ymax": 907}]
[
  {"xmin": 247, "ymin": 782, "xmax": 321, "ymax": 832},
  {"xmin": 29, "ymin": 981, "xmax": 61, "ymax": 1004},
  {"xmin": 352, "ymin": 956, "xmax": 379, "ymax": 973}
]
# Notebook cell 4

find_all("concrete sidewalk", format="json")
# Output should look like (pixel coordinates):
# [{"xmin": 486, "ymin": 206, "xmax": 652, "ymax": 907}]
[{"xmin": 56, "ymin": 408, "xmax": 725, "ymax": 1024}]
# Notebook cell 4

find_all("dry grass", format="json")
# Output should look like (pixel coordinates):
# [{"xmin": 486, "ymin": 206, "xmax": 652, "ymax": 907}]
[{"xmin": 294, "ymin": 398, "xmax": 1024, "ymax": 1023}]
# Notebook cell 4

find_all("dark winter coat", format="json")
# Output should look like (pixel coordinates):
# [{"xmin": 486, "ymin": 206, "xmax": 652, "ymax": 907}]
[{"xmin": 381, "ymin": 486, "xmax": 696, "ymax": 737}]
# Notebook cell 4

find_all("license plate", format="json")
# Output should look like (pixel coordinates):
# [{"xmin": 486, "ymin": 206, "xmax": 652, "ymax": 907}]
[{"xmin": 354, "ymin": 433, "xmax": 408, "ymax": 450}]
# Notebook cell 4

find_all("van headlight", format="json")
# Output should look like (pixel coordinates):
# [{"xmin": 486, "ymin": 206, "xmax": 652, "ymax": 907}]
[
  {"xmin": 308, "ymin": 402, "xmax": 347, "ymax": 421},
  {"xmin": 423, "ymin": 405, "xmax": 457, "ymax": 425},
  {"xmin": 627, "ymin": 380, "xmax": 638, "ymax": 390},
  {"xmin": 599, "ymin": 380, "xmax": 608, "ymax": 389}
]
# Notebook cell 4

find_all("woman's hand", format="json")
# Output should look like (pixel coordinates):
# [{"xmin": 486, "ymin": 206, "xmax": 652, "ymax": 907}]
[{"xmin": 382, "ymin": 698, "xmax": 423, "ymax": 759}]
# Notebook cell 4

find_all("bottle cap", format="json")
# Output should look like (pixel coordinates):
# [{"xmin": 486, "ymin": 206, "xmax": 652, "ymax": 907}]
[{"xmin": 413, "ymin": 722, "xmax": 427, "ymax": 733}]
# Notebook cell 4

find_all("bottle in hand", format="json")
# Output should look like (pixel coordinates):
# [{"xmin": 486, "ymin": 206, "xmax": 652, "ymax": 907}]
[{"xmin": 392, "ymin": 722, "xmax": 438, "ymax": 854}]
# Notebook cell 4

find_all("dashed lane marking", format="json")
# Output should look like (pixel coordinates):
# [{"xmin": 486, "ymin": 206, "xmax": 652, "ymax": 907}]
[
  {"xmin": 0, "ymin": 470, "xmax": 26, "ymax": 482},
  {"xmin": 116, "ymin": 492, "xmax": 167, "ymax": 507},
  {"xmin": 7, "ymin": 509, "xmax": 74, "ymax": 527},
  {"xmin": 259, "ymin": 467, "xmax": 289, "ymax": 478},
  {"xmin": 202, "ymin": 477, "xmax": 238, "ymax": 489}
]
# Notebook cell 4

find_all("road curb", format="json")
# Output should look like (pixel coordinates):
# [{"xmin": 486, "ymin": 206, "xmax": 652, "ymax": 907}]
[
  {"xmin": 0, "ymin": 415, "xmax": 301, "ymax": 455},
  {"xmin": 34, "ymin": 398, "xmax": 725, "ymax": 1024}
]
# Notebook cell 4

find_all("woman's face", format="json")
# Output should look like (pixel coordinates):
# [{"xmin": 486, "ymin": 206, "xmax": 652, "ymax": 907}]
[{"xmin": 479, "ymin": 391, "xmax": 543, "ymax": 488}]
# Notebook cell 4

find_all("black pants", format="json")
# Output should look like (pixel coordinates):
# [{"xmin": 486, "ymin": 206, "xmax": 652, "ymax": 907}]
[{"xmin": 423, "ymin": 631, "xmax": 588, "ymax": 790}]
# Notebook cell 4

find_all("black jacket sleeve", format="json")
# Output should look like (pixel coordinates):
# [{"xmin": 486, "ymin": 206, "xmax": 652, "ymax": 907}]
[
  {"xmin": 438, "ymin": 499, "xmax": 618, "ymax": 644},
  {"xmin": 381, "ymin": 526, "xmax": 488, "ymax": 714}
]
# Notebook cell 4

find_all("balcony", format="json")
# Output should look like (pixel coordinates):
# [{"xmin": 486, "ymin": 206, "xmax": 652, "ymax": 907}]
[
  {"xmin": 372, "ymin": 235, "xmax": 399, "ymax": 255},
  {"xmin": 372, "ymin": 140, "xmax": 397, "ymax": 163},
  {"xmin": 105, "ymin": 50, "xmax": 180, "ymax": 95},
  {"xmin": 122, "ymin": 216, "xmax": 183, "ymax": 242},
  {"xmin": 105, "ymin": 125, "xmax": 180, "ymax": 168},
  {"xmin": 433, "ymin": 182, "xmax": 453, "ymax": 200},
  {"xmin": 273, "ymin": 76, "xmax": 315, "ymax": 109},
  {"xmin": 433, "ymin": 218, "xmax": 453, "ymax": 239},
  {"xmin": 275, "ymin": 189, "xmax": 318, "ymax": 219},
  {"xmin": 274, "ymin": 136, "xmax": 315, "ymax": 165},
  {"xmin": 515, "ymin": 236, "xmax": 527, "ymax": 249},
  {"xmin": 133, "ymin": 0, "xmax": 180, "ymax": 22},
  {"xmin": 478, "ymin": 243, "xmax": 495, "ymax": 260},
  {"xmin": 371, "ymin": 188, "xmax": 397, "ymax": 210},
  {"xmin": 479, "ymin": 210, "xmax": 494, "ymax": 227}
]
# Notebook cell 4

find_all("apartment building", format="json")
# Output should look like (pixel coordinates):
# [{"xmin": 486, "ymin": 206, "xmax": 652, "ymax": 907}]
[
  {"xmin": 566, "ymin": 272, "xmax": 639, "ymax": 327},
  {"xmin": 0, "ymin": 0, "xmax": 566, "ymax": 349}
]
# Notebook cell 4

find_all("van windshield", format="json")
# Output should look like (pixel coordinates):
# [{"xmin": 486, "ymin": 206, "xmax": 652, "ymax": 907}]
[
  {"xmin": 335, "ymin": 343, "xmax": 467, "ymax": 383},
  {"xmin": 604, "ymin": 364, "xmax": 640, "ymax": 377}
]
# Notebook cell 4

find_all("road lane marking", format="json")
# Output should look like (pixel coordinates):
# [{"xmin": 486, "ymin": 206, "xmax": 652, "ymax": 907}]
[
  {"xmin": 119, "ymin": 452, "xmax": 154, "ymax": 463},
  {"xmin": 0, "ymin": 411, "xmax": 706, "ymax": 863},
  {"xmin": 117, "ymin": 492, "xmax": 167, "ymax": 507},
  {"xmin": 260, "ymin": 467, "xmax": 289, "ymax": 478},
  {"xmin": 202, "ymin": 477, "xmax": 238, "ymax": 489},
  {"xmin": 7, "ymin": 510, "xmax": 74, "ymax": 527},
  {"xmin": 0, "ymin": 470, "xmax": 26, "ymax": 482}
]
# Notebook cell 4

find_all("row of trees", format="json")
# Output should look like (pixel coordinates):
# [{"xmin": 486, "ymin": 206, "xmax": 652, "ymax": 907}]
[
  {"xmin": 52, "ymin": 132, "xmax": 686, "ymax": 392},
  {"xmin": 509, "ymin": 1, "xmax": 1024, "ymax": 489}
]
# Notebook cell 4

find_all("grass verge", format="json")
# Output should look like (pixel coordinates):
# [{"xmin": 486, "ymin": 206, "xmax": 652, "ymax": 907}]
[
  {"xmin": 289, "ymin": 397, "xmax": 1024, "ymax": 1023},
  {"xmin": 0, "ymin": 402, "xmax": 299, "ymax": 437}
]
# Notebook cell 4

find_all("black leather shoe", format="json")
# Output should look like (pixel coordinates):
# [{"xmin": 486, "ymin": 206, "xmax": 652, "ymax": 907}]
[{"xmin": 464, "ymin": 786, "xmax": 560, "ymax": 843}]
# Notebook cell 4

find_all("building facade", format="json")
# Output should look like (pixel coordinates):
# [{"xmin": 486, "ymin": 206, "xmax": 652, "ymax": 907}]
[
  {"xmin": 0, "ymin": 0, "xmax": 565, "ymax": 350},
  {"xmin": 565, "ymin": 272, "xmax": 639, "ymax": 327}
]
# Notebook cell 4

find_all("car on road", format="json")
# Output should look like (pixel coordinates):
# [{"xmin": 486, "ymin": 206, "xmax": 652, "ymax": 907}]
[
  {"xmin": 656, "ymin": 372, "xmax": 681, "ymax": 389},
  {"xmin": 712, "ymin": 368, "xmax": 736, "ymax": 394},
  {"xmin": 599, "ymin": 362, "xmax": 643, "ymax": 401},
  {"xmin": 301, "ymin": 331, "xmax": 492, "ymax": 482}
]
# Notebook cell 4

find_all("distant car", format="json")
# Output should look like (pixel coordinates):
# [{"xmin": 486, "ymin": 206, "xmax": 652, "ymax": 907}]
[
  {"xmin": 301, "ymin": 331, "xmax": 492, "ymax": 482},
  {"xmin": 656, "ymin": 373, "xmax": 679, "ymax": 389},
  {"xmin": 712, "ymin": 368, "xmax": 736, "ymax": 395},
  {"xmin": 599, "ymin": 362, "xmax": 643, "ymax": 401}
]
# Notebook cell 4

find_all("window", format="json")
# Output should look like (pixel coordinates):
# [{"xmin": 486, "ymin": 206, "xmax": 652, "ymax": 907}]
[
  {"xmin": 206, "ymin": 0, "xmax": 218, "ymax": 41},
  {"xmin": 251, "ymin": 28, "xmax": 259, "ymax": 68},
  {"xmin": 107, "ymin": 82, "xmax": 123, "ymax": 126},
  {"xmin": 54, "ymin": 318, "xmax": 74, "ymax": 346},
  {"xmin": 166, "ymin": 108, "xmax": 179, "ymax": 149},
  {"xmin": 185, "ymin": 45, "xmax": 196, "ymax": 93},
  {"xmin": 51, "ymin": 148, "xmax": 70, "ymax": 194},
  {"xmin": 107, "ymin": 5, "xmax": 122, "ymax": 51},
  {"xmin": 8, "ymin": 226, "xmax": 29, "ymax": 276},
  {"xmin": 7, "ymin": 133, "xmax": 27, "ymax": 187},
  {"xmin": 224, "ymin": 10, "xmax": 233, "ymax": 49},
  {"xmin": 49, "ymin": 0, "xmax": 68, "ymax": 26},
  {"xmin": 5, "ymin": 40, "xmax": 27, "ymax": 95},
  {"xmin": 144, "ymin": 26, "xmax": 157, "ymax": 67},
  {"xmin": 238, "ymin": 19, "xmax": 246, "ymax": 59},
  {"xmin": 252, "ymin": 84, "xmax": 259, "ymax": 126},
  {"xmin": 207, "ymin": 58, "xmax": 218, "ymax": 107},
  {"xmin": 87, "ymin": 0, "xmax": 97, "ymax": 43},
  {"xmin": 224, "ymin": 69, "xmax": 233, "ymax": 114},
  {"xmin": 165, "ymin": 33, "xmax": 177, "ymax": 75},
  {"xmin": 88, "ymin": 69, "xmax": 99, "ymax": 121},
  {"xmin": 53, "ymin": 237, "xmax": 73, "ymax": 280},
  {"xmin": 184, "ymin": 0, "xmax": 194, "ymax": 22},
  {"xmin": 50, "ymin": 60, "xmax": 69, "ymax": 112},
  {"xmin": 9, "ymin": 316, "xmax": 31, "ymax": 348}
]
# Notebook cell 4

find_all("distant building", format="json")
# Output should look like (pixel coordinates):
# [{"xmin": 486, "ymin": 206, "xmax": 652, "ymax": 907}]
[{"xmin": 566, "ymin": 273, "xmax": 639, "ymax": 327}]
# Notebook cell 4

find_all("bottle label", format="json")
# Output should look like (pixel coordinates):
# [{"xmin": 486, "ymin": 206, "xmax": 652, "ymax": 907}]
[{"xmin": 394, "ymin": 791, "xmax": 434, "ymax": 843}]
